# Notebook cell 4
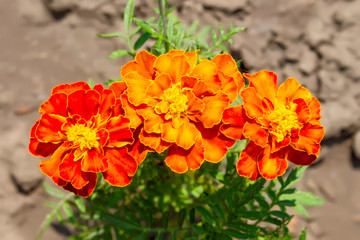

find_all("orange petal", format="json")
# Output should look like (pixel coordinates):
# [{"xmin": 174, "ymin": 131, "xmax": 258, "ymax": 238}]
[
  {"xmin": 137, "ymin": 106, "xmax": 164, "ymax": 134},
  {"xmin": 39, "ymin": 93, "xmax": 68, "ymax": 117},
  {"xmin": 308, "ymin": 96, "xmax": 322, "ymax": 121},
  {"xmin": 192, "ymin": 60, "xmax": 222, "ymax": 92},
  {"xmin": 146, "ymin": 74, "xmax": 172, "ymax": 100},
  {"xmin": 236, "ymin": 141, "xmax": 261, "ymax": 180},
  {"xmin": 165, "ymin": 139, "xmax": 205, "ymax": 173},
  {"xmin": 292, "ymin": 123, "xmax": 324, "ymax": 155},
  {"xmin": 29, "ymin": 121, "xmax": 61, "ymax": 157},
  {"xmin": 197, "ymin": 91, "xmax": 230, "ymax": 128},
  {"xmin": 243, "ymin": 122, "xmax": 269, "ymax": 147},
  {"xmin": 68, "ymin": 90, "xmax": 100, "ymax": 121},
  {"xmin": 286, "ymin": 146, "xmax": 317, "ymax": 166},
  {"xmin": 183, "ymin": 89, "xmax": 205, "ymax": 115},
  {"xmin": 103, "ymin": 115, "xmax": 133, "ymax": 148},
  {"xmin": 139, "ymin": 129, "xmax": 171, "ymax": 153},
  {"xmin": 277, "ymin": 78, "xmax": 311, "ymax": 104},
  {"xmin": 109, "ymin": 81, "xmax": 127, "ymax": 98},
  {"xmin": 161, "ymin": 118, "xmax": 200, "ymax": 150},
  {"xmin": 292, "ymin": 98, "xmax": 311, "ymax": 124},
  {"xmin": 59, "ymin": 153, "xmax": 90, "ymax": 189},
  {"xmin": 35, "ymin": 114, "xmax": 66, "ymax": 143},
  {"xmin": 81, "ymin": 148, "xmax": 108, "ymax": 173},
  {"xmin": 123, "ymin": 71, "xmax": 153, "ymax": 106},
  {"xmin": 277, "ymin": 157, "xmax": 288, "ymax": 177},
  {"xmin": 103, "ymin": 148, "xmax": 137, "ymax": 187},
  {"xmin": 39, "ymin": 146, "xmax": 68, "ymax": 186},
  {"xmin": 271, "ymin": 135, "xmax": 291, "ymax": 152},
  {"xmin": 212, "ymin": 53, "xmax": 238, "ymax": 77},
  {"xmin": 244, "ymin": 71, "xmax": 278, "ymax": 102},
  {"xmin": 121, "ymin": 50, "xmax": 157, "ymax": 79},
  {"xmin": 52, "ymin": 81, "xmax": 91, "ymax": 95},
  {"xmin": 197, "ymin": 123, "xmax": 235, "ymax": 163},
  {"xmin": 220, "ymin": 106, "xmax": 247, "ymax": 140},
  {"xmin": 241, "ymin": 87, "xmax": 264, "ymax": 119},
  {"xmin": 258, "ymin": 146, "xmax": 285, "ymax": 180},
  {"xmin": 120, "ymin": 92, "xmax": 143, "ymax": 129},
  {"xmin": 154, "ymin": 53, "xmax": 190, "ymax": 83},
  {"xmin": 185, "ymin": 50, "xmax": 198, "ymax": 73},
  {"xmin": 127, "ymin": 126, "xmax": 152, "ymax": 165},
  {"xmin": 218, "ymin": 72, "xmax": 239, "ymax": 103},
  {"xmin": 62, "ymin": 173, "xmax": 97, "ymax": 198},
  {"xmin": 95, "ymin": 86, "xmax": 116, "ymax": 122}
]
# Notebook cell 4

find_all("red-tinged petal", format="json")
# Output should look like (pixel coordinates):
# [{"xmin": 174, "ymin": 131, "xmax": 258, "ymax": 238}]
[
  {"xmin": 308, "ymin": 96, "xmax": 322, "ymax": 121},
  {"xmin": 35, "ymin": 114, "xmax": 66, "ymax": 143},
  {"xmin": 185, "ymin": 50, "xmax": 198, "ymax": 73},
  {"xmin": 39, "ymin": 93, "xmax": 68, "ymax": 117},
  {"xmin": 127, "ymin": 126, "xmax": 152, "ymax": 165},
  {"xmin": 146, "ymin": 74, "xmax": 172, "ymax": 100},
  {"xmin": 197, "ymin": 91, "xmax": 230, "ymax": 128},
  {"xmin": 121, "ymin": 50, "xmax": 156, "ymax": 79},
  {"xmin": 237, "ymin": 141, "xmax": 261, "ymax": 179},
  {"xmin": 103, "ymin": 148, "xmax": 138, "ymax": 187},
  {"xmin": 262, "ymin": 97, "xmax": 274, "ymax": 113},
  {"xmin": 292, "ymin": 123, "xmax": 324, "ymax": 155},
  {"xmin": 241, "ymin": 87, "xmax": 264, "ymax": 119},
  {"xmin": 218, "ymin": 72, "xmax": 239, "ymax": 103},
  {"xmin": 271, "ymin": 135, "xmax": 291, "ymax": 152},
  {"xmin": 123, "ymin": 71, "xmax": 153, "ymax": 106},
  {"xmin": 52, "ymin": 82, "xmax": 90, "ymax": 95},
  {"xmin": 197, "ymin": 123, "xmax": 235, "ymax": 163},
  {"xmin": 154, "ymin": 53, "xmax": 190, "ymax": 83},
  {"xmin": 39, "ymin": 146, "xmax": 68, "ymax": 186},
  {"xmin": 137, "ymin": 106, "xmax": 164, "ymax": 134},
  {"xmin": 184, "ymin": 89, "xmax": 205, "ymax": 115},
  {"xmin": 139, "ymin": 129, "xmax": 171, "ymax": 153},
  {"xmin": 244, "ymin": 71, "xmax": 278, "ymax": 102},
  {"xmin": 286, "ymin": 146, "xmax": 318, "ymax": 166},
  {"xmin": 277, "ymin": 78, "xmax": 312, "ymax": 104},
  {"xmin": 109, "ymin": 81, "xmax": 127, "ymax": 98},
  {"xmin": 277, "ymin": 157, "xmax": 288, "ymax": 177},
  {"xmin": 81, "ymin": 148, "xmax": 108, "ymax": 173},
  {"xmin": 161, "ymin": 118, "xmax": 200, "ymax": 150},
  {"xmin": 68, "ymin": 90, "xmax": 100, "ymax": 121},
  {"xmin": 165, "ymin": 139, "xmax": 205, "ymax": 173},
  {"xmin": 104, "ymin": 115, "xmax": 133, "ymax": 148},
  {"xmin": 258, "ymin": 146, "xmax": 285, "ymax": 180},
  {"xmin": 293, "ymin": 98, "xmax": 311, "ymax": 124},
  {"xmin": 212, "ymin": 53, "xmax": 238, "ymax": 76},
  {"xmin": 62, "ymin": 173, "xmax": 97, "ymax": 198},
  {"xmin": 243, "ymin": 122, "xmax": 269, "ymax": 147},
  {"xmin": 96, "ymin": 87, "xmax": 116, "ymax": 122},
  {"xmin": 220, "ymin": 106, "xmax": 247, "ymax": 140},
  {"xmin": 59, "ymin": 153, "xmax": 90, "ymax": 189},
  {"xmin": 119, "ymin": 93, "xmax": 142, "ymax": 129},
  {"xmin": 191, "ymin": 60, "xmax": 222, "ymax": 92},
  {"xmin": 192, "ymin": 79, "xmax": 214, "ymax": 97},
  {"xmin": 29, "ymin": 121, "xmax": 61, "ymax": 157}
]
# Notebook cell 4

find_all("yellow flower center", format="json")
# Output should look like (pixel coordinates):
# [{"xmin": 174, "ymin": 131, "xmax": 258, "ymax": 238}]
[
  {"xmin": 159, "ymin": 84, "xmax": 188, "ymax": 119},
  {"xmin": 66, "ymin": 124, "xmax": 99, "ymax": 150},
  {"xmin": 267, "ymin": 104, "xmax": 301, "ymax": 142}
]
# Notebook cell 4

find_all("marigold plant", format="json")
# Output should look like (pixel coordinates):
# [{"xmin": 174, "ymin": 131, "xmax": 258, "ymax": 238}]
[{"xmin": 29, "ymin": 82, "xmax": 138, "ymax": 197}]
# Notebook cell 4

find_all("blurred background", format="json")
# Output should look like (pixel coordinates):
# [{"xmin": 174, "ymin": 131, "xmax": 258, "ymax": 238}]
[{"xmin": 0, "ymin": 0, "xmax": 359, "ymax": 239}]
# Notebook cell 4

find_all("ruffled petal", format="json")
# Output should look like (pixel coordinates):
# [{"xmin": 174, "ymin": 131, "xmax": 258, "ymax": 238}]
[
  {"xmin": 121, "ymin": 50, "xmax": 156, "ymax": 79},
  {"xmin": 62, "ymin": 173, "xmax": 97, "ymax": 198},
  {"xmin": 39, "ymin": 93, "xmax": 68, "ymax": 117},
  {"xmin": 120, "ymin": 92, "xmax": 143, "ymax": 129},
  {"xmin": 185, "ymin": 50, "xmax": 198, "ymax": 73},
  {"xmin": 286, "ymin": 146, "xmax": 318, "ymax": 166},
  {"xmin": 258, "ymin": 146, "xmax": 285, "ymax": 180},
  {"xmin": 139, "ymin": 129, "xmax": 171, "ymax": 153},
  {"xmin": 241, "ymin": 87, "xmax": 264, "ymax": 119},
  {"xmin": 293, "ymin": 98, "xmax": 311, "ymax": 124},
  {"xmin": 52, "ymin": 82, "xmax": 90, "ymax": 95},
  {"xmin": 39, "ymin": 146, "xmax": 68, "ymax": 186},
  {"xmin": 161, "ymin": 118, "xmax": 200, "ymax": 150},
  {"xmin": 68, "ymin": 90, "xmax": 100, "ymax": 121},
  {"xmin": 123, "ymin": 71, "xmax": 153, "ymax": 106},
  {"xmin": 218, "ymin": 72, "xmax": 239, "ymax": 103},
  {"xmin": 184, "ymin": 89, "xmax": 205, "ymax": 115},
  {"xmin": 277, "ymin": 77, "xmax": 312, "ymax": 104},
  {"xmin": 29, "ymin": 121, "xmax": 61, "ymax": 157},
  {"xmin": 154, "ymin": 52, "xmax": 190, "ymax": 83},
  {"xmin": 236, "ymin": 141, "xmax": 261, "ymax": 180},
  {"xmin": 292, "ymin": 123, "xmax": 324, "ymax": 155},
  {"xmin": 196, "ymin": 91, "xmax": 230, "ymax": 128},
  {"xmin": 244, "ymin": 71, "xmax": 278, "ymax": 102},
  {"xmin": 191, "ymin": 60, "xmax": 222, "ymax": 92},
  {"xmin": 165, "ymin": 139, "xmax": 205, "ymax": 173},
  {"xmin": 127, "ymin": 126, "xmax": 152, "ymax": 165},
  {"xmin": 308, "ymin": 96, "xmax": 322, "ymax": 121},
  {"xmin": 137, "ymin": 106, "xmax": 164, "ymax": 134},
  {"xmin": 243, "ymin": 122, "xmax": 269, "ymax": 147},
  {"xmin": 59, "ymin": 153, "xmax": 90, "ymax": 189},
  {"xmin": 109, "ymin": 81, "xmax": 127, "ymax": 97},
  {"xmin": 94, "ymin": 85, "xmax": 116, "ymax": 122},
  {"xmin": 35, "ymin": 114, "xmax": 66, "ymax": 143},
  {"xmin": 104, "ymin": 115, "xmax": 133, "ymax": 148},
  {"xmin": 220, "ymin": 106, "xmax": 247, "ymax": 140},
  {"xmin": 103, "ymin": 148, "xmax": 138, "ymax": 187},
  {"xmin": 81, "ymin": 148, "xmax": 108, "ymax": 173},
  {"xmin": 146, "ymin": 74, "xmax": 172, "ymax": 100}
]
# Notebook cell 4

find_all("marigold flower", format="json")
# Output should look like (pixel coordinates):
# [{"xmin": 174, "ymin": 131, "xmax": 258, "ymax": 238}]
[
  {"xmin": 221, "ymin": 70, "xmax": 325, "ymax": 180},
  {"xmin": 115, "ymin": 50, "xmax": 244, "ymax": 173},
  {"xmin": 29, "ymin": 82, "xmax": 138, "ymax": 197}
]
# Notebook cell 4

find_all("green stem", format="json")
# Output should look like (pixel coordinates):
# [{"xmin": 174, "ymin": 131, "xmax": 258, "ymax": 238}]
[{"xmin": 158, "ymin": 0, "xmax": 170, "ymax": 52}]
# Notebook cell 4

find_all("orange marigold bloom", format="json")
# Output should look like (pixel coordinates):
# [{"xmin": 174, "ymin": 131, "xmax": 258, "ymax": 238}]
[
  {"xmin": 29, "ymin": 82, "xmax": 138, "ymax": 197},
  {"xmin": 221, "ymin": 70, "xmax": 325, "ymax": 180},
  {"xmin": 115, "ymin": 50, "xmax": 244, "ymax": 173}
]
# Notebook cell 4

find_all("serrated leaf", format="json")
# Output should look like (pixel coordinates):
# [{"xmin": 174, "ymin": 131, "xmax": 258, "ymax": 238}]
[
  {"xmin": 187, "ymin": 20, "xmax": 199, "ymax": 36},
  {"xmin": 102, "ymin": 214, "xmax": 142, "ymax": 230},
  {"xmin": 286, "ymin": 166, "xmax": 307, "ymax": 187},
  {"xmin": 255, "ymin": 195, "xmax": 269, "ymax": 209},
  {"xmin": 277, "ymin": 200, "xmax": 296, "ymax": 207},
  {"xmin": 134, "ymin": 18, "xmax": 158, "ymax": 35},
  {"xmin": 263, "ymin": 217, "xmax": 282, "ymax": 226},
  {"xmin": 124, "ymin": 0, "xmax": 134, "ymax": 34},
  {"xmin": 196, "ymin": 206, "xmax": 218, "ymax": 226},
  {"xmin": 209, "ymin": 204, "xmax": 225, "ymax": 220},
  {"xmin": 96, "ymin": 32, "xmax": 126, "ymax": 39},
  {"xmin": 43, "ymin": 183, "xmax": 66, "ymax": 199},
  {"xmin": 223, "ymin": 229, "xmax": 251, "ymax": 239},
  {"xmin": 74, "ymin": 197, "xmax": 86, "ymax": 213},
  {"xmin": 282, "ymin": 191, "xmax": 324, "ymax": 206},
  {"xmin": 63, "ymin": 202, "xmax": 74, "ymax": 222},
  {"xmin": 134, "ymin": 32, "xmax": 151, "ymax": 50},
  {"xmin": 291, "ymin": 202, "xmax": 309, "ymax": 218},
  {"xmin": 237, "ymin": 211, "xmax": 263, "ymax": 220},
  {"xmin": 197, "ymin": 25, "xmax": 211, "ymax": 48},
  {"xmin": 108, "ymin": 49, "xmax": 131, "ymax": 60},
  {"xmin": 299, "ymin": 227, "xmax": 307, "ymax": 240},
  {"xmin": 270, "ymin": 210, "xmax": 290, "ymax": 219}
]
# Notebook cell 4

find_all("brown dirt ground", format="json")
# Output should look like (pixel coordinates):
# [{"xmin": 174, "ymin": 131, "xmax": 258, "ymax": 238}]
[{"xmin": 1, "ymin": 0, "xmax": 360, "ymax": 239}]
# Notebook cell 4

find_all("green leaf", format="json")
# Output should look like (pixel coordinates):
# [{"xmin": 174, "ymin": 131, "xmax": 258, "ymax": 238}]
[
  {"xmin": 290, "ymin": 202, "xmax": 309, "ymax": 218},
  {"xmin": 209, "ymin": 204, "xmax": 225, "ymax": 220},
  {"xmin": 194, "ymin": 225, "xmax": 206, "ymax": 234},
  {"xmin": 196, "ymin": 206, "xmax": 218, "ymax": 226},
  {"xmin": 270, "ymin": 211, "xmax": 290, "ymax": 220},
  {"xmin": 281, "ymin": 191, "xmax": 324, "ymax": 206},
  {"xmin": 134, "ymin": 18, "xmax": 158, "ymax": 35},
  {"xmin": 189, "ymin": 208, "xmax": 195, "ymax": 224},
  {"xmin": 196, "ymin": 25, "xmax": 211, "ymax": 48},
  {"xmin": 108, "ymin": 49, "xmax": 131, "ymax": 60},
  {"xmin": 162, "ymin": 210, "xmax": 170, "ymax": 229},
  {"xmin": 286, "ymin": 166, "xmax": 307, "ymax": 187},
  {"xmin": 191, "ymin": 185, "xmax": 204, "ymax": 198},
  {"xmin": 237, "ymin": 211, "xmax": 263, "ymax": 220},
  {"xmin": 124, "ymin": 0, "xmax": 134, "ymax": 34},
  {"xmin": 96, "ymin": 32, "xmax": 126, "ymax": 39},
  {"xmin": 35, "ymin": 211, "xmax": 55, "ymax": 240},
  {"xmin": 255, "ymin": 195, "xmax": 269, "ymax": 209},
  {"xmin": 277, "ymin": 200, "xmax": 296, "ymax": 207},
  {"xmin": 187, "ymin": 20, "xmax": 199, "ymax": 36},
  {"xmin": 74, "ymin": 197, "xmax": 86, "ymax": 213},
  {"xmin": 223, "ymin": 229, "xmax": 251, "ymax": 239},
  {"xmin": 55, "ymin": 209, "xmax": 63, "ymax": 224},
  {"xmin": 178, "ymin": 208, "xmax": 187, "ymax": 228},
  {"xmin": 102, "ymin": 214, "xmax": 142, "ymax": 230},
  {"xmin": 263, "ymin": 217, "xmax": 282, "ymax": 226},
  {"xmin": 134, "ymin": 32, "xmax": 151, "ymax": 50},
  {"xmin": 43, "ymin": 183, "xmax": 66, "ymax": 199},
  {"xmin": 299, "ymin": 227, "xmax": 307, "ymax": 240},
  {"xmin": 62, "ymin": 202, "xmax": 74, "ymax": 222},
  {"xmin": 87, "ymin": 78, "xmax": 94, "ymax": 89}
]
